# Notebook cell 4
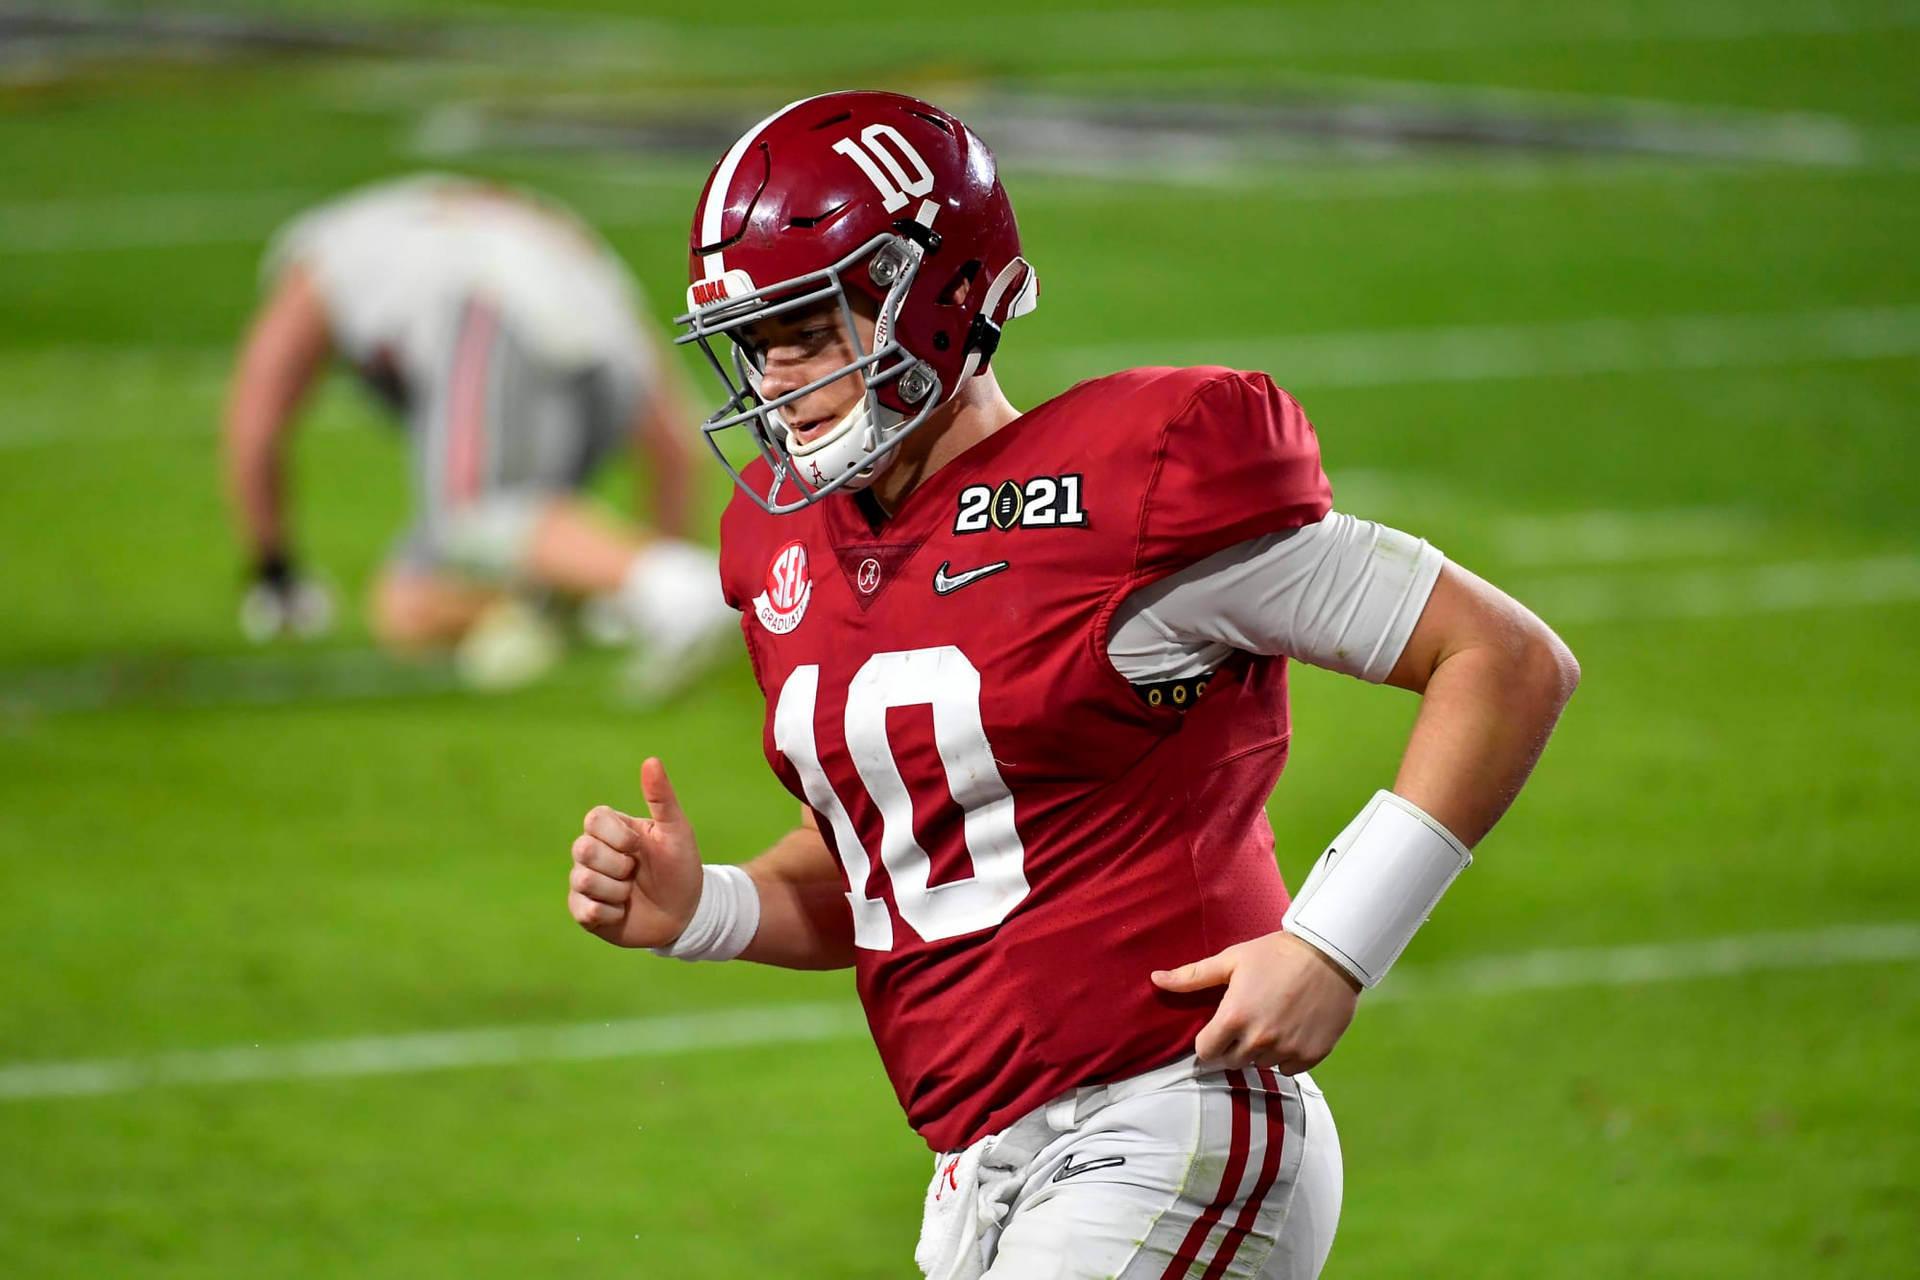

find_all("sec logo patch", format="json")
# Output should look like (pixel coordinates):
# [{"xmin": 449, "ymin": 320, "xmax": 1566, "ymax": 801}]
[{"xmin": 753, "ymin": 540, "xmax": 812, "ymax": 634}]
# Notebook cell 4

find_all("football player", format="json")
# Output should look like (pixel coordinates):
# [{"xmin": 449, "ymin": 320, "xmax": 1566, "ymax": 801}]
[
  {"xmin": 567, "ymin": 93, "xmax": 1579, "ymax": 1278},
  {"xmin": 224, "ymin": 174, "xmax": 734, "ymax": 695}
]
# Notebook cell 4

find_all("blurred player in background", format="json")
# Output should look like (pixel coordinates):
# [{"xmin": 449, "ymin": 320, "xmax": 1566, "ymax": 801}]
[
  {"xmin": 223, "ymin": 173, "xmax": 734, "ymax": 695},
  {"xmin": 567, "ymin": 94, "xmax": 1579, "ymax": 1277}
]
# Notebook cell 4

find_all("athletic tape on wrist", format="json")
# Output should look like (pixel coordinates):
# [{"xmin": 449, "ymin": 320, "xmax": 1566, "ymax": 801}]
[
  {"xmin": 650, "ymin": 864, "xmax": 761, "ymax": 963},
  {"xmin": 1282, "ymin": 790, "xmax": 1472, "ymax": 988}
]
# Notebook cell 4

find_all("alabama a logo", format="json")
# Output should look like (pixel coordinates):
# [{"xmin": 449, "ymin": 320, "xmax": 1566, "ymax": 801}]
[{"xmin": 754, "ymin": 540, "xmax": 812, "ymax": 634}]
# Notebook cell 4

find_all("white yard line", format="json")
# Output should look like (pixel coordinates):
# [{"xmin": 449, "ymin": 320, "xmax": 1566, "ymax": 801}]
[
  {"xmin": 0, "ymin": 188, "xmax": 326, "ymax": 255},
  {"xmin": 4, "ymin": 305, "xmax": 1915, "ymax": 452},
  {"xmin": 1516, "ymin": 554, "xmax": 1920, "ymax": 624},
  {"xmin": 1, "ymin": 108, "xmax": 1902, "ymax": 259},
  {"xmin": 1328, "ymin": 474, "xmax": 1768, "ymax": 568},
  {"xmin": 683, "ymin": 3, "xmax": 1920, "ymax": 59},
  {"xmin": 3, "ymin": 554, "xmax": 1917, "ymax": 718},
  {"xmin": 964, "ymin": 88, "xmax": 1901, "ymax": 182},
  {"xmin": 1489, "ymin": 509, "xmax": 1764, "ymax": 567},
  {"xmin": 1372, "ymin": 922, "xmax": 1920, "ymax": 1001},
  {"xmin": 0, "ymin": 348, "xmax": 361, "ymax": 451},
  {"xmin": 3, "ymin": 922, "xmax": 1911, "ymax": 1102},
  {"xmin": 1047, "ymin": 305, "xmax": 1920, "ymax": 389},
  {"xmin": 1010, "ymin": 156, "xmax": 1774, "ymax": 199},
  {"xmin": 0, "ymin": 179, "xmax": 700, "ymax": 256},
  {"xmin": 0, "ymin": 648, "xmax": 459, "ymax": 716},
  {"xmin": 0, "ymin": 1004, "xmax": 869, "ymax": 1102}
]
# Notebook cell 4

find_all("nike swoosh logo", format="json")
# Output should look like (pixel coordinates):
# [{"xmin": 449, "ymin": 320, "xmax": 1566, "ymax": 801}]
[
  {"xmin": 932, "ymin": 560, "xmax": 1010, "ymax": 595},
  {"xmin": 1052, "ymin": 1154, "xmax": 1126, "ymax": 1183}
]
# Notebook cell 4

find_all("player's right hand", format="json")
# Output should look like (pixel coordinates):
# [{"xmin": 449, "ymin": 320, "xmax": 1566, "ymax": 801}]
[{"xmin": 568, "ymin": 757, "xmax": 706, "ymax": 949}]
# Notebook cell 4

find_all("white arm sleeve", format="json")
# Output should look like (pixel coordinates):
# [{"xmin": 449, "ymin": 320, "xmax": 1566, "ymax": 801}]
[{"xmin": 1108, "ymin": 512, "xmax": 1446, "ymax": 684}]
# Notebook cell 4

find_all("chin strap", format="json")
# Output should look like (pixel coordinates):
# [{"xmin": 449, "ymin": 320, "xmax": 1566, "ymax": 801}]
[
  {"xmin": 957, "ymin": 257, "xmax": 1039, "ymax": 385},
  {"xmin": 782, "ymin": 389, "xmax": 906, "ymax": 497}
]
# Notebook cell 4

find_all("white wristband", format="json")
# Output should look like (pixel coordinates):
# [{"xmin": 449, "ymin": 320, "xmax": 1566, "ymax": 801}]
[
  {"xmin": 1282, "ymin": 790, "xmax": 1472, "ymax": 988},
  {"xmin": 650, "ymin": 864, "xmax": 761, "ymax": 963}
]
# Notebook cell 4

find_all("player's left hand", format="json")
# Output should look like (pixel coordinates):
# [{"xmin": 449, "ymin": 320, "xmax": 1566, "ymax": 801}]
[{"xmin": 1151, "ymin": 930, "xmax": 1362, "ymax": 1074}]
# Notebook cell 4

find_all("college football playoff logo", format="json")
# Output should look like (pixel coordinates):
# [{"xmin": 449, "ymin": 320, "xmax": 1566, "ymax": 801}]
[
  {"xmin": 753, "ymin": 540, "xmax": 813, "ymax": 634},
  {"xmin": 954, "ymin": 474, "xmax": 1088, "ymax": 533}
]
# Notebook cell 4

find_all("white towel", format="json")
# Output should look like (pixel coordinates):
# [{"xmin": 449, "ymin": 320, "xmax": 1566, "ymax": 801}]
[{"xmin": 915, "ymin": 1143, "xmax": 988, "ymax": 1280}]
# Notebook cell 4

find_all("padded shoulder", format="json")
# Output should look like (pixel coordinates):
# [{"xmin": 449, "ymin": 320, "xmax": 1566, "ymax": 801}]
[{"xmin": 1131, "ymin": 367, "xmax": 1333, "ymax": 578}]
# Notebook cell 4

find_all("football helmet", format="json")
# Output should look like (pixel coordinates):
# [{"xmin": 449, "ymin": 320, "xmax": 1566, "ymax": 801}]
[{"xmin": 675, "ymin": 91, "xmax": 1038, "ymax": 514}]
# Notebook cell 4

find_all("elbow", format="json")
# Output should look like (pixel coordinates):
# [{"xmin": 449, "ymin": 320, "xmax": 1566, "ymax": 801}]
[
  {"xmin": 1521, "ymin": 617, "xmax": 1581, "ymax": 714},
  {"xmin": 1554, "ymin": 635, "xmax": 1582, "ymax": 705}
]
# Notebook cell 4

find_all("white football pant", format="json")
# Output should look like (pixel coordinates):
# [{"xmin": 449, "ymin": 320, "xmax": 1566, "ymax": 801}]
[{"xmin": 917, "ymin": 1057, "xmax": 1341, "ymax": 1279}]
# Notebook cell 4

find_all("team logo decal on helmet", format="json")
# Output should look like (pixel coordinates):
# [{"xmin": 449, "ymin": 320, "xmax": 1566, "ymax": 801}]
[
  {"xmin": 689, "ymin": 269, "xmax": 759, "ymax": 310},
  {"xmin": 674, "ymin": 91, "xmax": 1039, "ymax": 515},
  {"xmin": 753, "ymin": 540, "xmax": 813, "ymax": 634}
]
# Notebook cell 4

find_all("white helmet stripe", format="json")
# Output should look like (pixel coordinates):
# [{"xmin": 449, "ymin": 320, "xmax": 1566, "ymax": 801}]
[{"xmin": 699, "ymin": 95, "xmax": 824, "ymax": 279}]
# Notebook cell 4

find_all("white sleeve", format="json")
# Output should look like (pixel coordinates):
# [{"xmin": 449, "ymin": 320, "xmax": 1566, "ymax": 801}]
[{"xmin": 1108, "ymin": 512, "xmax": 1446, "ymax": 684}]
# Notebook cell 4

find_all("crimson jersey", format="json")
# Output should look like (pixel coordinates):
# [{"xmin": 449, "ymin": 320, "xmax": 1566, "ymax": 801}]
[{"xmin": 718, "ymin": 367, "xmax": 1333, "ymax": 1153}]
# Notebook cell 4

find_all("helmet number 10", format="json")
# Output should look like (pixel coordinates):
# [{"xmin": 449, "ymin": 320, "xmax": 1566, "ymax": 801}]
[
  {"xmin": 832, "ymin": 126, "xmax": 936, "ymax": 214},
  {"xmin": 773, "ymin": 646, "xmax": 1029, "ymax": 950}
]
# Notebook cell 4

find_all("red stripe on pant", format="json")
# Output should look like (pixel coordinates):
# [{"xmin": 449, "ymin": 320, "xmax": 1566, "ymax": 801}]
[
  {"xmin": 1198, "ymin": 1068, "xmax": 1289, "ymax": 1280},
  {"xmin": 444, "ymin": 301, "xmax": 496, "ymax": 504},
  {"xmin": 1161, "ymin": 1070, "xmax": 1253, "ymax": 1279}
]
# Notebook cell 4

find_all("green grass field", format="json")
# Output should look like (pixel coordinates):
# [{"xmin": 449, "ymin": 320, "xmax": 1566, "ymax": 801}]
[{"xmin": 3, "ymin": 2, "xmax": 1917, "ymax": 1276}]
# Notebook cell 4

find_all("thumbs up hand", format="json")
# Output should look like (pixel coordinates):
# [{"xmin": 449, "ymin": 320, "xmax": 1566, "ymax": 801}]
[{"xmin": 568, "ymin": 758, "xmax": 707, "ymax": 949}]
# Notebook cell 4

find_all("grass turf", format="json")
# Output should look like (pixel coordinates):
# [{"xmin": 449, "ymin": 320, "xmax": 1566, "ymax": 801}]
[{"xmin": 2, "ymin": 3, "xmax": 1915, "ymax": 1276}]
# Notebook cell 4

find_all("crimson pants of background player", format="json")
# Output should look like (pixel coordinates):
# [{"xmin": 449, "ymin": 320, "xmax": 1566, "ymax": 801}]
[{"xmin": 916, "ymin": 1057, "xmax": 1342, "ymax": 1279}]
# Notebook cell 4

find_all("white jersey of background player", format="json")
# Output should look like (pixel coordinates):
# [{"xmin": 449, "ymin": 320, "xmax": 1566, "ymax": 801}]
[{"xmin": 224, "ymin": 174, "xmax": 732, "ymax": 695}]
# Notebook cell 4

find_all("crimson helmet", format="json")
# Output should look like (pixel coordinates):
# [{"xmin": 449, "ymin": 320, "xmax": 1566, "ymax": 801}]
[{"xmin": 674, "ymin": 91, "xmax": 1038, "ymax": 514}]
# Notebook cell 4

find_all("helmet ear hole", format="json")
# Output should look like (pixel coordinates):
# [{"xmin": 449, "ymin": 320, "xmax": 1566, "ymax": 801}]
[{"xmin": 937, "ymin": 260, "xmax": 982, "ymax": 307}]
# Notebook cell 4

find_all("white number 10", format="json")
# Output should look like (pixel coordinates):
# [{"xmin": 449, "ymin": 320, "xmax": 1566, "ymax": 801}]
[
  {"xmin": 774, "ymin": 646, "xmax": 1029, "ymax": 950},
  {"xmin": 832, "ymin": 125, "xmax": 936, "ymax": 214}
]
